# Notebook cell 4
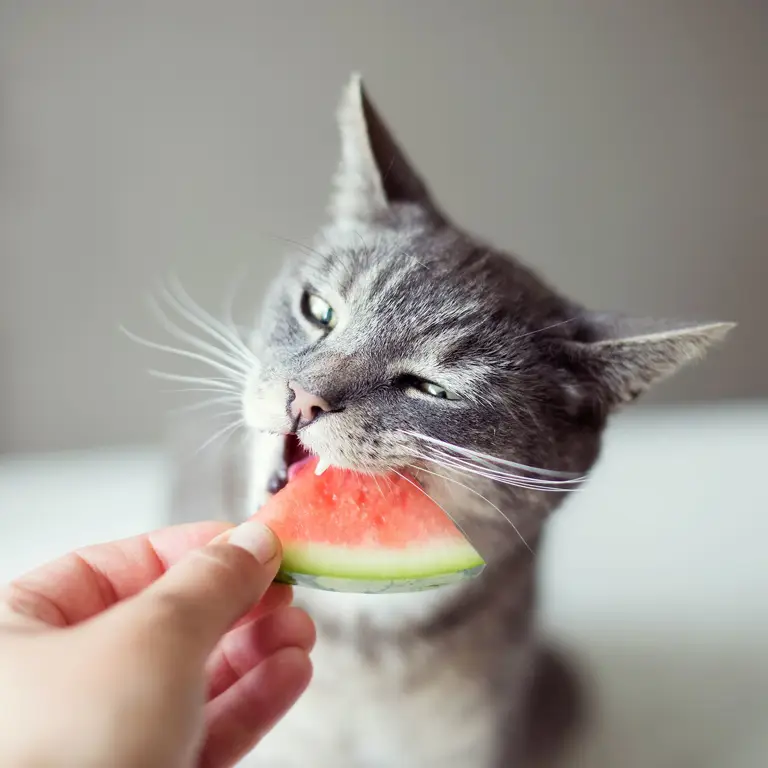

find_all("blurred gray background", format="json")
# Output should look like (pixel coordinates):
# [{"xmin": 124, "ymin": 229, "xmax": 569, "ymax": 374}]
[{"xmin": 1, "ymin": 0, "xmax": 765, "ymax": 454}]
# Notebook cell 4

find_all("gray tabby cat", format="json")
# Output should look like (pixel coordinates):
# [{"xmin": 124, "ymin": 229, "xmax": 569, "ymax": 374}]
[{"xmin": 236, "ymin": 74, "xmax": 733, "ymax": 767}]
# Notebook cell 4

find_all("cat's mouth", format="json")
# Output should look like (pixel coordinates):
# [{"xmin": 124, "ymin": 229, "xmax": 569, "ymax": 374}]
[
  {"xmin": 285, "ymin": 434, "xmax": 314, "ymax": 482},
  {"xmin": 267, "ymin": 434, "xmax": 314, "ymax": 494},
  {"xmin": 267, "ymin": 434, "xmax": 390, "ymax": 495}
]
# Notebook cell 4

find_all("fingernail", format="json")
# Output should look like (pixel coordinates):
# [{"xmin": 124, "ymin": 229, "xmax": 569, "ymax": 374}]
[{"xmin": 225, "ymin": 521, "xmax": 278, "ymax": 565}]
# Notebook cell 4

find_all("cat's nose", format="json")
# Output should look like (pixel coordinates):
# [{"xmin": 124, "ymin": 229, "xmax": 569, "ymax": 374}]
[{"xmin": 288, "ymin": 381, "xmax": 331, "ymax": 426}]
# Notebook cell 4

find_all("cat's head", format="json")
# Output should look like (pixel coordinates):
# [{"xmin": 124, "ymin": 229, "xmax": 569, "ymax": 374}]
[{"xmin": 243, "ymin": 74, "xmax": 733, "ymax": 556}]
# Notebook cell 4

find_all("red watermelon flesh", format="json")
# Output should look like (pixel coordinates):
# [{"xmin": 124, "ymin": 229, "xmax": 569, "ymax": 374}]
[{"xmin": 252, "ymin": 457, "xmax": 485, "ymax": 594}]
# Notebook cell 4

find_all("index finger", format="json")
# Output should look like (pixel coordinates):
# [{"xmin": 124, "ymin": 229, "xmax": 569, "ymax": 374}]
[{"xmin": 2, "ymin": 522, "xmax": 253, "ymax": 627}]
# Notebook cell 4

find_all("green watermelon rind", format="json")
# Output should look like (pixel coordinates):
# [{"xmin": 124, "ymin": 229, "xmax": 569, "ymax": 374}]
[
  {"xmin": 275, "ymin": 563, "xmax": 485, "ymax": 594},
  {"xmin": 272, "ymin": 540, "xmax": 485, "ymax": 593},
  {"xmin": 279, "ymin": 540, "xmax": 483, "ymax": 579}
]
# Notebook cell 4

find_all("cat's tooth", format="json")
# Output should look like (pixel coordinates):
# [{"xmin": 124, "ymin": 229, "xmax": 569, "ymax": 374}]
[{"xmin": 315, "ymin": 458, "xmax": 331, "ymax": 476}]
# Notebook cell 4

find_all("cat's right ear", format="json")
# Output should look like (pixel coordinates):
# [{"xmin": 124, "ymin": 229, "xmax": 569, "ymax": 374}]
[
  {"xmin": 329, "ymin": 73, "xmax": 444, "ymax": 230},
  {"xmin": 565, "ymin": 313, "xmax": 736, "ymax": 408}
]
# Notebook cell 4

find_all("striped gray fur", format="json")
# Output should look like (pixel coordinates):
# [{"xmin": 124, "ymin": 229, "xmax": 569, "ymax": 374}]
[{"xmin": 231, "ymin": 74, "xmax": 734, "ymax": 767}]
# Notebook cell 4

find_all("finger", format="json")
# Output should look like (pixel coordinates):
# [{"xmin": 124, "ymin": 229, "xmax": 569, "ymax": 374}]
[
  {"xmin": 2, "ymin": 521, "xmax": 234, "ymax": 626},
  {"xmin": 201, "ymin": 647, "xmax": 312, "ymax": 768},
  {"xmin": 116, "ymin": 522, "xmax": 282, "ymax": 663},
  {"xmin": 206, "ymin": 606, "xmax": 316, "ymax": 699},
  {"xmin": 230, "ymin": 582, "xmax": 293, "ymax": 630}
]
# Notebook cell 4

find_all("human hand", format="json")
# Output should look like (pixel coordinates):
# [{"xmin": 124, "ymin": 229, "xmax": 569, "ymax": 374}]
[{"xmin": 0, "ymin": 520, "xmax": 315, "ymax": 768}]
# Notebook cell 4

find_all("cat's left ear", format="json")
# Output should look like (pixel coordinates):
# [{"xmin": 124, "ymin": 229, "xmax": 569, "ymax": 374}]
[
  {"xmin": 329, "ymin": 73, "xmax": 444, "ymax": 229},
  {"xmin": 565, "ymin": 313, "xmax": 736, "ymax": 408}
]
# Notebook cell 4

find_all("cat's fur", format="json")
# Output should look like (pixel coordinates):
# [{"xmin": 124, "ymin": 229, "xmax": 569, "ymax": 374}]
[{"xmin": 234, "ymin": 74, "xmax": 733, "ymax": 767}]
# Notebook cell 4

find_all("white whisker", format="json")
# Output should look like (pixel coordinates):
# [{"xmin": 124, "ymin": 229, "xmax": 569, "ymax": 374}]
[
  {"xmin": 419, "ymin": 448, "xmax": 585, "ymax": 490},
  {"xmin": 261, "ymin": 231, "xmax": 327, "ymax": 261},
  {"xmin": 390, "ymin": 469, "xmax": 476, "ymax": 549},
  {"xmin": 195, "ymin": 418, "xmax": 245, "ymax": 457},
  {"xmin": 146, "ymin": 294, "xmax": 251, "ymax": 374},
  {"xmin": 121, "ymin": 326, "xmax": 247, "ymax": 382},
  {"xmin": 370, "ymin": 472, "xmax": 386, "ymax": 501},
  {"xmin": 148, "ymin": 370, "xmax": 241, "ymax": 392},
  {"xmin": 165, "ymin": 276, "xmax": 254, "ymax": 361},
  {"xmin": 220, "ymin": 264, "xmax": 250, "ymax": 336},
  {"xmin": 407, "ymin": 463, "xmax": 533, "ymax": 553},
  {"xmin": 204, "ymin": 409, "xmax": 245, "ymax": 420},
  {"xmin": 161, "ymin": 387, "xmax": 243, "ymax": 396},
  {"xmin": 171, "ymin": 396, "xmax": 242, "ymax": 414},
  {"xmin": 410, "ymin": 451, "xmax": 583, "ymax": 494},
  {"xmin": 399, "ymin": 430, "xmax": 584, "ymax": 480},
  {"xmin": 509, "ymin": 317, "xmax": 578, "ymax": 343}
]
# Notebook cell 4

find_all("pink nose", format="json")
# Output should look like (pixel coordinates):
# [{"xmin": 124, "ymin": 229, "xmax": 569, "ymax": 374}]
[{"xmin": 288, "ymin": 381, "xmax": 331, "ymax": 425}]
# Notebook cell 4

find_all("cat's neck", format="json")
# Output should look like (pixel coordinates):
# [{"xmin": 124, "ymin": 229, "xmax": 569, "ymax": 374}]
[{"xmin": 294, "ymin": 584, "xmax": 464, "ymax": 635}]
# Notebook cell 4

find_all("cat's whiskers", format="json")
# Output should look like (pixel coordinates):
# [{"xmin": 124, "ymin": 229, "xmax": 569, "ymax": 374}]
[
  {"xmin": 164, "ymin": 275, "xmax": 255, "ymax": 361},
  {"xmin": 219, "ymin": 264, "xmax": 250, "ymax": 336},
  {"xmin": 171, "ymin": 396, "xmax": 243, "ymax": 415},
  {"xmin": 406, "ymin": 463, "xmax": 533, "ymax": 554},
  {"xmin": 120, "ymin": 326, "xmax": 249, "ymax": 382},
  {"xmin": 146, "ymin": 293, "xmax": 253, "ymax": 373},
  {"xmin": 195, "ymin": 416, "xmax": 246, "ymax": 457},
  {"xmin": 371, "ymin": 472, "xmax": 386, "ymax": 501},
  {"xmin": 149, "ymin": 371, "xmax": 242, "ymax": 393},
  {"xmin": 398, "ymin": 248, "xmax": 429, "ymax": 271},
  {"xmin": 508, "ymin": 317, "xmax": 579, "ymax": 344},
  {"xmin": 389, "ymin": 468, "xmax": 475, "ymax": 548},
  {"xmin": 432, "ymin": 460, "xmax": 463, "ymax": 523},
  {"xmin": 383, "ymin": 473, "xmax": 396, "ymax": 496},
  {"xmin": 209, "ymin": 408, "xmax": 245, "ymax": 420},
  {"xmin": 123, "ymin": 278, "xmax": 261, "ymax": 425},
  {"xmin": 399, "ymin": 430, "xmax": 585, "ymax": 480},
  {"xmin": 261, "ymin": 232, "xmax": 329, "ymax": 263},
  {"xmin": 352, "ymin": 229, "xmax": 371, "ymax": 259},
  {"xmin": 161, "ymin": 386, "xmax": 244, "ymax": 396},
  {"xmin": 398, "ymin": 426, "xmax": 588, "ymax": 495},
  {"xmin": 418, "ymin": 448, "xmax": 585, "ymax": 491},
  {"xmin": 410, "ymin": 450, "xmax": 583, "ymax": 494}
]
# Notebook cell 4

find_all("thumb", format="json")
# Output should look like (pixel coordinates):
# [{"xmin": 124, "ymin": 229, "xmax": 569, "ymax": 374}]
[{"xmin": 114, "ymin": 521, "xmax": 282, "ymax": 662}]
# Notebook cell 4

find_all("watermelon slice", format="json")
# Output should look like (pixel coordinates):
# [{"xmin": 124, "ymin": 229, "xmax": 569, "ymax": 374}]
[{"xmin": 252, "ymin": 456, "xmax": 485, "ymax": 594}]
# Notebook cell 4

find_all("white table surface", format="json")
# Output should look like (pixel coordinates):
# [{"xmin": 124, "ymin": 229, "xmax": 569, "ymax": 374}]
[{"xmin": 1, "ymin": 402, "xmax": 767, "ymax": 767}]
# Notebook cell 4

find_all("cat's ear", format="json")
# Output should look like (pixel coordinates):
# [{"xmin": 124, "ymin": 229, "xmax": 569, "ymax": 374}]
[
  {"xmin": 329, "ymin": 73, "xmax": 443, "ymax": 229},
  {"xmin": 567, "ymin": 313, "xmax": 735, "ymax": 407}
]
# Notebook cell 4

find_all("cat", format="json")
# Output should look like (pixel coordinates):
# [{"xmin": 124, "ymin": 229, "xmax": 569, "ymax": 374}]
[{"xmin": 202, "ymin": 74, "xmax": 733, "ymax": 767}]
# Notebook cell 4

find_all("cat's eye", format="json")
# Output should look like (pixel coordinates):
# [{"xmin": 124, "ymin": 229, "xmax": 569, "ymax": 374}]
[
  {"xmin": 302, "ymin": 292, "xmax": 337, "ymax": 330},
  {"xmin": 398, "ymin": 375, "xmax": 460, "ymax": 401}
]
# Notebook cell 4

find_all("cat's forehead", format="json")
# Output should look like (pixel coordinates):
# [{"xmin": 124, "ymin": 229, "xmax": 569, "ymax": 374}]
[{"xmin": 303, "ymin": 228, "xmax": 493, "ymax": 314}]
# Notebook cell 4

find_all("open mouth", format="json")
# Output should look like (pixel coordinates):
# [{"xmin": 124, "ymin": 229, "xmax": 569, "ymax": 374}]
[
  {"xmin": 285, "ymin": 434, "xmax": 314, "ymax": 483},
  {"xmin": 267, "ymin": 434, "xmax": 314, "ymax": 494}
]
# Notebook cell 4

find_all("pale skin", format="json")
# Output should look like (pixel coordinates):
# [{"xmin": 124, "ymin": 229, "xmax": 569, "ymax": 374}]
[{"xmin": 0, "ymin": 520, "xmax": 315, "ymax": 768}]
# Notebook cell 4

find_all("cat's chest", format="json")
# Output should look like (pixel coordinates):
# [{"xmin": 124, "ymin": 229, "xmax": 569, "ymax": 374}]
[{"xmin": 241, "ymin": 590, "xmax": 502, "ymax": 768}]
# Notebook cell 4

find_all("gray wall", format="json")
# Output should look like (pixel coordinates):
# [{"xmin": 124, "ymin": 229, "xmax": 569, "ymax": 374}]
[{"xmin": 1, "ymin": 1, "xmax": 766, "ymax": 454}]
